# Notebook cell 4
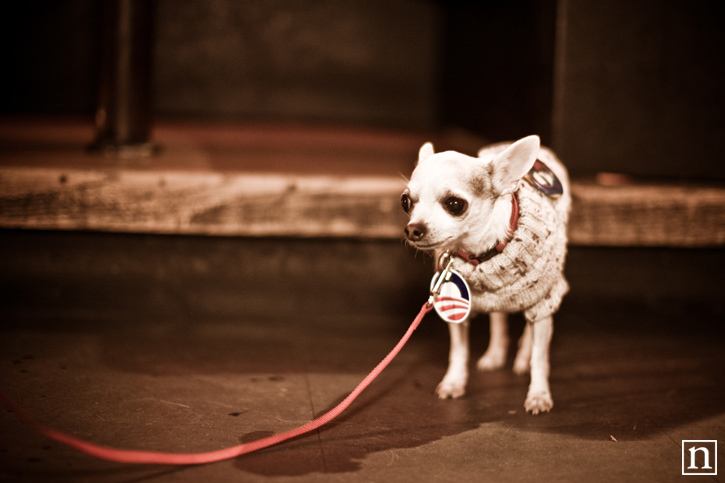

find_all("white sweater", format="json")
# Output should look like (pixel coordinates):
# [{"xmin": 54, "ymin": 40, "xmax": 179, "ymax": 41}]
[{"xmin": 452, "ymin": 149, "xmax": 571, "ymax": 323}]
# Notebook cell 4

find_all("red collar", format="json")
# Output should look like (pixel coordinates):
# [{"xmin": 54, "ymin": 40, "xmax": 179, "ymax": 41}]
[{"xmin": 455, "ymin": 192, "xmax": 519, "ymax": 266}]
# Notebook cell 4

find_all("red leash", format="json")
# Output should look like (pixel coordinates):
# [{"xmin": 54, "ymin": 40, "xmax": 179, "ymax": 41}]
[{"xmin": 0, "ymin": 302, "xmax": 434, "ymax": 465}]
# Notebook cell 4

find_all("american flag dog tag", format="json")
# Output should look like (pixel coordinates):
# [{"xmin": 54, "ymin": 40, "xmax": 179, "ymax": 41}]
[{"xmin": 429, "ymin": 268, "xmax": 472, "ymax": 324}]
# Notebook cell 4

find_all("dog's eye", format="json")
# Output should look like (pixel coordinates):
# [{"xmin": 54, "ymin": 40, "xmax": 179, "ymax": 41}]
[
  {"xmin": 444, "ymin": 197, "xmax": 468, "ymax": 216},
  {"xmin": 401, "ymin": 193, "xmax": 412, "ymax": 213}
]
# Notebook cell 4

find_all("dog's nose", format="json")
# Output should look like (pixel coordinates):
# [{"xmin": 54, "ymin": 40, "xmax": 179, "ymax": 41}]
[{"xmin": 405, "ymin": 223, "xmax": 427, "ymax": 241}]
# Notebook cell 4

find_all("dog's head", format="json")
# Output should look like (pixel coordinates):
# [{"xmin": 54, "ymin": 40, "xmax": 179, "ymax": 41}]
[{"xmin": 402, "ymin": 135, "xmax": 540, "ymax": 254}]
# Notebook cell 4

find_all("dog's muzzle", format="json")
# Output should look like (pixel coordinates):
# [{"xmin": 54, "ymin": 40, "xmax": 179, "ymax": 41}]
[{"xmin": 404, "ymin": 222, "xmax": 427, "ymax": 242}]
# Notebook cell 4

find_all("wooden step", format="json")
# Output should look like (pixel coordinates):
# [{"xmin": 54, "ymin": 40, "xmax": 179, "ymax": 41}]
[{"xmin": 1, "ymin": 118, "xmax": 723, "ymax": 247}]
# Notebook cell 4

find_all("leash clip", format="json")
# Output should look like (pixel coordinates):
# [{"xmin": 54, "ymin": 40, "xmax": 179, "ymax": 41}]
[{"xmin": 428, "ymin": 251, "xmax": 454, "ymax": 306}]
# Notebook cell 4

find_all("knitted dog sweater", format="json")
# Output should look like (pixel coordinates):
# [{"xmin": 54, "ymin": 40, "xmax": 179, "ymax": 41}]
[{"xmin": 452, "ymin": 147, "xmax": 571, "ymax": 323}]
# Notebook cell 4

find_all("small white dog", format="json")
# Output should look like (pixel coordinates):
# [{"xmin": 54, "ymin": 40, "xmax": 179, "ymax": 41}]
[{"xmin": 402, "ymin": 135, "xmax": 570, "ymax": 414}]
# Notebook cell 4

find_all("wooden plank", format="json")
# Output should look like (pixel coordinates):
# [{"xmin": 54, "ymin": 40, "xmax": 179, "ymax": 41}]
[
  {"xmin": 1, "ymin": 164, "xmax": 724, "ymax": 246},
  {"xmin": 1, "ymin": 118, "xmax": 723, "ymax": 246},
  {"xmin": 0, "ymin": 166, "xmax": 408, "ymax": 238},
  {"xmin": 569, "ymin": 180, "xmax": 725, "ymax": 247}
]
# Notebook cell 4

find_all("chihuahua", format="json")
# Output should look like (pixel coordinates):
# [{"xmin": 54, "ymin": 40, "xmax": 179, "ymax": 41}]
[{"xmin": 402, "ymin": 135, "xmax": 570, "ymax": 414}]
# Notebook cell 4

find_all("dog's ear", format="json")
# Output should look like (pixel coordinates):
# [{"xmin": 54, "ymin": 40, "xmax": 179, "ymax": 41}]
[
  {"xmin": 490, "ymin": 135, "xmax": 540, "ymax": 195},
  {"xmin": 418, "ymin": 142, "xmax": 435, "ymax": 164}
]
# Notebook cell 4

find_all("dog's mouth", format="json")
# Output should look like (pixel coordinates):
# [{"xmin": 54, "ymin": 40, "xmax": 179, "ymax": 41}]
[
  {"xmin": 407, "ymin": 242, "xmax": 437, "ymax": 250},
  {"xmin": 406, "ymin": 236, "xmax": 454, "ymax": 251}
]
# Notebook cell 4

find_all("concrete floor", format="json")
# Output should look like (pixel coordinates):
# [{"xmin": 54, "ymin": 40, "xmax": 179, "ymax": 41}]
[{"xmin": 0, "ymin": 230, "xmax": 723, "ymax": 482}]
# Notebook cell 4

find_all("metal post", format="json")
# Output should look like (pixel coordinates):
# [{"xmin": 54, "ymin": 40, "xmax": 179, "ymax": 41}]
[{"xmin": 92, "ymin": 0, "xmax": 155, "ymax": 157}]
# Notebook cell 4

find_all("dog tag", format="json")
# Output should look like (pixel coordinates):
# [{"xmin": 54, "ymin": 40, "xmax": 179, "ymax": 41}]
[
  {"xmin": 525, "ymin": 160, "xmax": 563, "ymax": 198},
  {"xmin": 429, "ymin": 269, "xmax": 472, "ymax": 324}
]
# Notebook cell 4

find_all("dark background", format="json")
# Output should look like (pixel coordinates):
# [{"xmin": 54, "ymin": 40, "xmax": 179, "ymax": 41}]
[{"xmin": 1, "ymin": 0, "xmax": 723, "ymax": 179}]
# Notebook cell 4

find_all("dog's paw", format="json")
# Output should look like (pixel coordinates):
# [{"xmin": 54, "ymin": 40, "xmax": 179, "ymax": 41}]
[
  {"xmin": 476, "ymin": 349, "xmax": 506, "ymax": 371},
  {"xmin": 524, "ymin": 390, "xmax": 553, "ymax": 415},
  {"xmin": 435, "ymin": 379, "xmax": 466, "ymax": 399},
  {"xmin": 512, "ymin": 355, "xmax": 530, "ymax": 375}
]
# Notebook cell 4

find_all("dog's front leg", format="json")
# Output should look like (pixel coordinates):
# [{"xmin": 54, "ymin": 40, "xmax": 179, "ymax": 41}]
[
  {"xmin": 524, "ymin": 316, "xmax": 554, "ymax": 414},
  {"xmin": 436, "ymin": 320, "xmax": 469, "ymax": 399}
]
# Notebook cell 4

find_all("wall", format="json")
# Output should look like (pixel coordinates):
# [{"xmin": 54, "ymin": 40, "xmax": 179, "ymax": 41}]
[
  {"xmin": 2, "ymin": 1, "xmax": 723, "ymax": 179},
  {"xmin": 552, "ymin": 0, "xmax": 725, "ymax": 179},
  {"xmin": 1, "ymin": 0, "xmax": 441, "ymax": 130}
]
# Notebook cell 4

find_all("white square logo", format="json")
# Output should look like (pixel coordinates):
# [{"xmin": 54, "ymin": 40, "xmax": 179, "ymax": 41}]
[{"xmin": 682, "ymin": 440, "xmax": 717, "ymax": 476}]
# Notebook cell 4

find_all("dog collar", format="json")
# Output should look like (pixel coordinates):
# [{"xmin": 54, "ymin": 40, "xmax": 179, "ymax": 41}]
[
  {"xmin": 452, "ymin": 159, "xmax": 561, "ymax": 266},
  {"xmin": 455, "ymin": 191, "xmax": 519, "ymax": 266}
]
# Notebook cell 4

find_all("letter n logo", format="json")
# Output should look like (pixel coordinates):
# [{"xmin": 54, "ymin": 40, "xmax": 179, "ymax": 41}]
[{"xmin": 682, "ymin": 440, "xmax": 717, "ymax": 476}]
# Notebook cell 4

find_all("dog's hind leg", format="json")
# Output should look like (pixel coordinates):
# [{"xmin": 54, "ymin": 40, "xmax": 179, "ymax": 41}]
[
  {"xmin": 513, "ymin": 321, "xmax": 533, "ymax": 375},
  {"xmin": 436, "ymin": 320, "xmax": 470, "ymax": 399},
  {"xmin": 524, "ymin": 316, "xmax": 554, "ymax": 414},
  {"xmin": 476, "ymin": 312, "xmax": 509, "ymax": 371}
]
